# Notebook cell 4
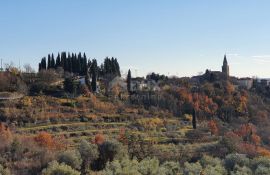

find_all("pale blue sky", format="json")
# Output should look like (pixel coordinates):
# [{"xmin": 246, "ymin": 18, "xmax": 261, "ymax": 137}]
[{"xmin": 1, "ymin": 0, "xmax": 270, "ymax": 78}]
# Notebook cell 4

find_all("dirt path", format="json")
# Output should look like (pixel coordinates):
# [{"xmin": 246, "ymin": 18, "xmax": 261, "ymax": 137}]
[{"xmin": 0, "ymin": 92, "xmax": 24, "ymax": 100}]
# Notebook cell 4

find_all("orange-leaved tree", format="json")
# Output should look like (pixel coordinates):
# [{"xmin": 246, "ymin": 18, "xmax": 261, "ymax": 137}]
[
  {"xmin": 208, "ymin": 120, "xmax": 218, "ymax": 136},
  {"xmin": 34, "ymin": 131, "xmax": 62, "ymax": 150},
  {"xmin": 94, "ymin": 133, "xmax": 105, "ymax": 145}
]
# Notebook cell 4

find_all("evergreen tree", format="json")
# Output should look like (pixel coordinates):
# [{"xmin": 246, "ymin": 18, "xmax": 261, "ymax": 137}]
[
  {"xmin": 101, "ymin": 57, "xmax": 121, "ymax": 77},
  {"xmin": 127, "ymin": 69, "xmax": 132, "ymax": 93},
  {"xmin": 91, "ymin": 59, "xmax": 98, "ymax": 92},
  {"xmin": 78, "ymin": 52, "xmax": 82, "ymax": 75},
  {"xmin": 61, "ymin": 52, "xmax": 67, "ymax": 70},
  {"xmin": 98, "ymin": 63, "xmax": 103, "ymax": 76},
  {"xmin": 51, "ymin": 53, "xmax": 55, "ymax": 68},
  {"xmin": 82, "ymin": 53, "xmax": 87, "ymax": 75},
  {"xmin": 47, "ymin": 54, "xmax": 51, "ymax": 69},
  {"xmin": 115, "ymin": 58, "xmax": 121, "ymax": 76},
  {"xmin": 64, "ymin": 78, "xmax": 79, "ymax": 96},
  {"xmin": 56, "ymin": 53, "xmax": 61, "ymax": 68},
  {"xmin": 67, "ymin": 53, "xmax": 72, "ymax": 73},
  {"xmin": 111, "ymin": 57, "xmax": 116, "ymax": 74},
  {"xmin": 71, "ymin": 53, "xmax": 76, "ymax": 73},
  {"xmin": 40, "ymin": 57, "xmax": 47, "ymax": 70},
  {"xmin": 38, "ymin": 63, "xmax": 42, "ymax": 72},
  {"xmin": 192, "ymin": 108, "xmax": 197, "ymax": 129}
]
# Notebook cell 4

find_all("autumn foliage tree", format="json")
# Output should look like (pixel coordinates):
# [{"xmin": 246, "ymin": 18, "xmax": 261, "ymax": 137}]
[
  {"xmin": 94, "ymin": 133, "xmax": 105, "ymax": 145},
  {"xmin": 34, "ymin": 132, "xmax": 63, "ymax": 150},
  {"xmin": 208, "ymin": 120, "xmax": 218, "ymax": 136},
  {"xmin": 222, "ymin": 124, "xmax": 265, "ymax": 157},
  {"xmin": 0, "ymin": 123, "xmax": 12, "ymax": 150},
  {"xmin": 34, "ymin": 132, "xmax": 54, "ymax": 149}
]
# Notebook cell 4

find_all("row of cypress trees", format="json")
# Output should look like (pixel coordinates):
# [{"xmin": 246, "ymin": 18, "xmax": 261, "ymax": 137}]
[
  {"xmin": 39, "ymin": 52, "xmax": 88, "ymax": 75},
  {"xmin": 38, "ymin": 52, "xmax": 121, "ymax": 77}
]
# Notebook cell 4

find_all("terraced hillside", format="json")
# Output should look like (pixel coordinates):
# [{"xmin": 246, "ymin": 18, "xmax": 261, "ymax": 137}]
[{"xmin": 1, "ymin": 94, "xmax": 219, "ymax": 159}]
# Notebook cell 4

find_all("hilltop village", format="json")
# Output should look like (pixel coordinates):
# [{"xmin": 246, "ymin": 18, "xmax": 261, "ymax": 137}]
[{"xmin": 0, "ymin": 53, "xmax": 270, "ymax": 174}]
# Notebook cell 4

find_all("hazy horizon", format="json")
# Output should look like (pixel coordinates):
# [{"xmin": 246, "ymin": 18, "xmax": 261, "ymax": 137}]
[{"xmin": 1, "ymin": 0, "xmax": 270, "ymax": 78}]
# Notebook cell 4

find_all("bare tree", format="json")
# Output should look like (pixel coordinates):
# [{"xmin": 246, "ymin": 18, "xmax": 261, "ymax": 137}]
[
  {"xmin": 23, "ymin": 64, "xmax": 35, "ymax": 73},
  {"xmin": 4, "ymin": 62, "xmax": 15, "ymax": 71}
]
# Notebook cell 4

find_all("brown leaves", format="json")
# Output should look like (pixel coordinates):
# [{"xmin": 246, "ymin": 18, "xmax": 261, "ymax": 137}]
[
  {"xmin": 0, "ymin": 122, "xmax": 12, "ymax": 144},
  {"xmin": 94, "ymin": 133, "xmax": 105, "ymax": 145},
  {"xmin": 208, "ymin": 120, "xmax": 218, "ymax": 136},
  {"xmin": 34, "ymin": 132, "xmax": 64, "ymax": 150}
]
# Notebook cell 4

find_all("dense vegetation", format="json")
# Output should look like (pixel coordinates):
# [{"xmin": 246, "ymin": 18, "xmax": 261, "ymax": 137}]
[{"xmin": 0, "ymin": 56, "xmax": 270, "ymax": 174}]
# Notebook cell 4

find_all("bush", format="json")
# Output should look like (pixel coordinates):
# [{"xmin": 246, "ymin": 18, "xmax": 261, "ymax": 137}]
[
  {"xmin": 95, "ymin": 140, "xmax": 122, "ymax": 170},
  {"xmin": 57, "ymin": 150, "xmax": 82, "ymax": 170},
  {"xmin": 224, "ymin": 153, "xmax": 250, "ymax": 171},
  {"xmin": 42, "ymin": 161, "xmax": 80, "ymax": 175},
  {"xmin": 78, "ymin": 140, "xmax": 99, "ymax": 174},
  {"xmin": 200, "ymin": 155, "xmax": 226, "ymax": 175},
  {"xmin": 183, "ymin": 162, "xmax": 202, "ymax": 175},
  {"xmin": 255, "ymin": 165, "xmax": 270, "ymax": 175},
  {"xmin": 231, "ymin": 165, "xmax": 252, "ymax": 175},
  {"xmin": 160, "ymin": 161, "xmax": 181, "ymax": 175},
  {"xmin": 103, "ymin": 157, "xmax": 171, "ymax": 175},
  {"xmin": 200, "ymin": 155, "xmax": 222, "ymax": 168},
  {"xmin": 103, "ymin": 156, "xmax": 140, "ymax": 175},
  {"xmin": 0, "ymin": 164, "xmax": 11, "ymax": 175},
  {"xmin": 138, "ymin": 157, "xmax": 160, "ymax": 175},
  {"xmin": 251, "ymin": 156, "xmax": 270, "ymax": 175},
  {"xmin": 251, "ymin": 156, "xmax": 270, "ymax": 171}
]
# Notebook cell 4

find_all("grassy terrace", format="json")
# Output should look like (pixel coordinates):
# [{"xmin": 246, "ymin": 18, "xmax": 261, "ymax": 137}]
[{"xmin": 18, "ymin": 122, "xmax": 128, "ymax": 131}]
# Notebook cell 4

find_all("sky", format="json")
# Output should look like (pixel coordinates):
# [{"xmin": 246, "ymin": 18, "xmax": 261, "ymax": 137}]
[{"xmin": 1, "ymin": 0, "xmax": 270, "ymax": 78}]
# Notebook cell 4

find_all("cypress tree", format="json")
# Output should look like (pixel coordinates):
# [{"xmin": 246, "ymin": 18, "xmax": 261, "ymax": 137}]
[
  {"xmin": 91, "ymin": 71, "xmax": 97, "ymax": 92},
  {"xmin": 104, "ymin": 57, "xmax": 110, "ymax": 75},
  {"xmin": 91, "ymin": 59, "xmax": 98, "ymax": 92},
  {"xmin": 66, "ymin": 53, "xmax": 71, "ymax": 72},
  {"xmin": 88, "ymin": 60, "xmax": 92, "ymax": 76},
  {"xmin": 41, "ymin": 57, "xmax": 47, "ymax": 70},
  {"xmin": 115, "ymin": 58, "xmax": 121, "ymax": 76},
  {"xmin": 56, "ymin": 53, "xmax": 61, "ymax": 68},
  {"xmin": 111, "ymin": 57, "xmax": 116, "ymax": 74},
  {"xmin": 192, "ymin": 108, "xmax": 197, "ymax": 129},
  {"xmin": 38, "ymin": 63, "xmax": 42, "ymax": 72},
  {"xmin": 127, "ymin": 69, "xmax": 132, "ymax": 93},
  {"xmin": 82, "ymin": 53, "xmax": 87, "ymax": 75},
  {"xmin": 78, "ymin": 52, "xmax": 82, "ymax": 75},
  {"xmin": 61, "ymin": 52, "xmax": 67, "ymax": 70},
  {"xmin": 74, "ymin": 58, "xmax": 77, "ymax": 74},
  {"xmin": 51, "ymin": 53, "xmax": 55, "ymax": 68},
  {"xmin": 71, "ymin": 53, "xmax": 76, "ymax": 73},
  {"xmin": 47, "ymin": 54, "xmax": 51, "ymax": 69}
]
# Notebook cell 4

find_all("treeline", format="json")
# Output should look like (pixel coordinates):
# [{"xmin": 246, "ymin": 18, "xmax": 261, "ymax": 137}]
[{"xmin": 38, "ymin": 52, "xmax": 121, "ymax": 77}]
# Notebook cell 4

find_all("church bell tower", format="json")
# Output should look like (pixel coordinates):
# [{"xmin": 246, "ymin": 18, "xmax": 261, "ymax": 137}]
[{"xmin": 222, "ymin": 54, "xmax": 229, "ymax": 77}]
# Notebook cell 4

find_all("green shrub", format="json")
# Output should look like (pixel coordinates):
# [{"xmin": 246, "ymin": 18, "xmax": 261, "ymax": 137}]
[
  {"xmin": 103, "ymin": 156, "xmax": 140, "ymax": 175},
  {"xmin": 200, "ymin": 155, "xmax": 226, "ymax": 175},
  {"xmin": 183, "ymin": 162, "xmax": 202, "ymax": 175},
  {"xmin": 0, "ymin": 164, "xmax": 11, "ymax": 175},
  {"xmin": 255, "ymin": 165, "xmax": 270, "ymax": 175},
  {"xmin": 224, "ymin": 153, "xmax": 250, "ymax": 171},
  {"xmin": 231, "ymin": 165, "xmax": 252, "ymax": 175},
  {"xmin": 251, "ymin": 156, "xmax": 270, "ymax": 171},
  {"xmin": 138, "ymin": 157, "xmax": 160, "ymax": 175},
  {"xmin": 58, "ymin": 150, "xmax": 82, "ymax": 170},
  {"xmin": 103, "ymin": 157, "xmax": 174, "ymax": 175},
  {"xmin": 160, "ymin": 161, "xmax": 181, "ymax": 175},
  {"xmin": 42, "ymin": 161, "xmax": 80, "ymax": 175},
  {"xmin": 200, "ymin": 155, "xmax": 222, "ymax": 168},
  {"xmin": 78, "ymin": 140, "xmax": 99, "ymax": 174}
]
